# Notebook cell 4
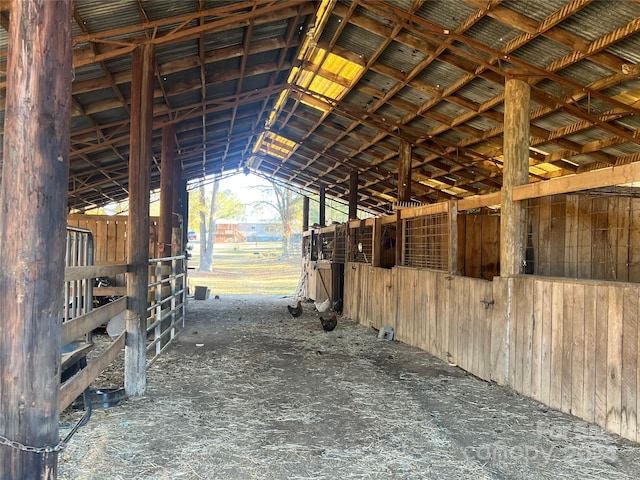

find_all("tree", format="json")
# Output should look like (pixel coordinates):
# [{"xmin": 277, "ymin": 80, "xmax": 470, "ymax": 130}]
[
  {"xmin": 251, "ymin": 181, "xmax": 302, "ymax": 258},
  {"xmin": 188, "ymin": 177, "xmax": 244, "ymax": 271}
]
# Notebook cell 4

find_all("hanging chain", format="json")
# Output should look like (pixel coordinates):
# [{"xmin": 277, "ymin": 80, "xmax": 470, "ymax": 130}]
[{"xmin": 0, "ymin": 432, "xmax": 66, "ymax": 454}]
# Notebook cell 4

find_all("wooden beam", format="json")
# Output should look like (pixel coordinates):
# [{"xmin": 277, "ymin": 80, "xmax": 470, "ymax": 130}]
[
  {"xmin": 458, "ymin": 191, "xmax": 502, "ymax": 211},
  {"xmin": 319, "ymin": 185, "xmax": 326, "ymax": 227},
  {"xmin": 302, "ymin": 196, "xmax": 310, "ymax": 232},
  {"xmin": 0, "ymin": 0, "xmax": 73, "ymax": 476},
  {"xmin": 449, "ymin": 199, "xmax": 458, "ymax": 274},
  {"xmin": 500, "ymin": 72, "xmax": 530, "ymax": 276},
  {"xmin": 349, "ymin": 168, "xmax": 359, "ymax": 220},
  {"xmin": 159, "ymin": 124, "xmax": 176, "ymax": 257},
  {"xmin": 513, "ymin": 161, "xmax": 640, "ymax": 201},
  {"xmin": 125, "ymin": 43, "xmax": 155, "ymax": 397},
  {"xmin": 397, "ymin": 140, "xmax": 412, "ymax": 202}
]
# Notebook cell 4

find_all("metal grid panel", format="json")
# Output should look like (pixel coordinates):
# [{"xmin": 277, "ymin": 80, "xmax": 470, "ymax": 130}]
[
  {"xmin": 404, "ymin": 213, "xmax": 449, "ymax": 270},
  {"xmin": 351, "ymin": 224, "xmax": 373, "ymax": 264},
  {"xmin": 333, "ymin": 224, "xmax": 347, "ymax": 263},
  {"xmin": 319, "ymin": 231, "xmax": 335, "ymax": 261}
]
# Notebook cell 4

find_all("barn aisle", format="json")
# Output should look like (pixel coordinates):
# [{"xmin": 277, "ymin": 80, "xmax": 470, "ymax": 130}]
[{"xmin": 59, "ymin": 295, "xmax": 639, "ymax": 479}]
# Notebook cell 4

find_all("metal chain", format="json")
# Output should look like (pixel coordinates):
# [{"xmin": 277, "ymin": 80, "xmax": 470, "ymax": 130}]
[{"xmin": 0, "ymin": 433, "xmax": 66, "ymax": 454}]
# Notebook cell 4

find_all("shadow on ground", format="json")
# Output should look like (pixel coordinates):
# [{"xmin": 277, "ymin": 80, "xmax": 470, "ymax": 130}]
[{"xmin": 59, "ymin": 295, "xmax": 640, "ymax": 479}]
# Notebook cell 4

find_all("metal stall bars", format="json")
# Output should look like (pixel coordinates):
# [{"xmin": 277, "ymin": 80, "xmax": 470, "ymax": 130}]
[{"xmin": 146, "ymin": 253, "xmax": 187, "ymax": 368}]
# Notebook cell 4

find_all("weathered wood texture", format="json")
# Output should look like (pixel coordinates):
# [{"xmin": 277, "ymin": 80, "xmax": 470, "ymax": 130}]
[
  {"xmin": 501, "ymin": 74, "xmax": 530, "ymax": 276},
  {"xmin": 457, "ymin": 209, "xmax": 500, "ymax": 280},
  {"xmin": 159, "ymin": 123, "xmax": 177, "ymax": 257},
  {"xmin": 526, "ymin": 194, "xmax": 640, "ymax": 282},
  {"xmin": 349, "ymin": 169, "xmax": 358, "ymax": 220},
  {"xmin": 507, "ymin": 276, "xmax": 640, "ymax": 442},
  {"xmin": 397, "ymin": 140, "xmax": 412, "ymax": 202},
  {"xmin": 344, "ymin": 263, "xmax": 395, "ymax": 330},
  {"xmin": 67, "ymin": 214, "xmax": 160, "ymax": 263},
  {"xmin": 346, "ymin": 264, "xmax": 640, "ymax": 442},
  {"xmin": 125, "ymin": 43, "xmax": 155, "ymax": 397},
  {"xmin": 0, "ymin": 1, "xmax": 73, "ymax": 477},
  {"xmin": 307, "ymin": 261, "xmax": 334, "ymax": 303},
  {"xmin": 347, "ymin": 264, "xmax": 496, "ymax": 382}
]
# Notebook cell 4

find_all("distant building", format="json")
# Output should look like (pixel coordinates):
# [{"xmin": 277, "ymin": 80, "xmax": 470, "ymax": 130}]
[{"xmin": 214, "ymin": 221, "xmax": 292, "ymax": 243}]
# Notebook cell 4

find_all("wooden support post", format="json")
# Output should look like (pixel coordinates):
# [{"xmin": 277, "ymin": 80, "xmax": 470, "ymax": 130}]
[
  {"xmin": 0, "ymin": 1, "xmax": 73, "ymax": 476},
  {"xmin": 319, "ymin": 185, "xmax": 326, "ymax": 227},
  {"xmin": 159, "ymin": 123, "xmax": 176, "ymax": 257},
  {"xmin": 125, "ymin": 43, "xmax": 155, "ymax": 396},
  {"xmin": 398, "ymin": 140, "xmax": 412, "ymax": 203},
  {"xmin": 501, "ymin": 71, "xmax": 530, "ymax": 276},
  {"xmin": 395, "ymin": 210, "xmax": 405, "ymax": 267},
  {"xmin": 449, "ymin": 200, "xmax": 459, "ymax": 274},
  {"xmin": 372, "ymin": 217, "xmax": 383, "ymax": 267},
  {"xmin": 179, "ymin": 179, "xmax": 188, "ymax": 249},
  {"xmin": 302, "ymin": 196, "xmax": 310, "ymax": 233},
  {"xmin": 349, "ymin": 168, "xmax": 359, "ymax": 220}
]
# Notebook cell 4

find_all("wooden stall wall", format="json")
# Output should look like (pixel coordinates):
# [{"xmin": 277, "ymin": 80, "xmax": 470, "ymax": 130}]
[
  {"xmin": 457, "ymin": 209, "xmax": 500, "ymax": 280},
  {"xmin": 508, "ymin": 276, "xmax": 640, "ymax": 442},
  {"xmin": 394, "ymin": 268, "xmax": 498, "ymax": 382},
  {"xmin": 67, "ymin": 214, "xmax": 160, "ymax": 262},
  {"xmin": 347, "ymin": 263, "xmax": 502, "ymax": 383},
  {"xmin": 526, "ymin": 194, "xmax": 640, "ymax": 282},
  {"xmin": 344, "ymin": 263, "xmax": 395, "ymax": 330}
]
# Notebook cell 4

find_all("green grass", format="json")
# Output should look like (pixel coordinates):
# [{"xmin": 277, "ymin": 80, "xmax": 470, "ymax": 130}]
[{"xmin": 187, "ymin": 241, "xmax": 302, "ymax": 295}]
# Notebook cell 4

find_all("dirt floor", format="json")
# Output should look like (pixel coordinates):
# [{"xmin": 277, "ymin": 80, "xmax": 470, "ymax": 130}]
[{"xmin": 59, "ymin": 295, "xmax": 640, "ymax": 480}]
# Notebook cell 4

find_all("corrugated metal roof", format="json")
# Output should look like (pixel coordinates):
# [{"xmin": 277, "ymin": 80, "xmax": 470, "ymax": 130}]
[{"xmin": 2, "ymin": 0, "xmax": 640, "ymax": 213}]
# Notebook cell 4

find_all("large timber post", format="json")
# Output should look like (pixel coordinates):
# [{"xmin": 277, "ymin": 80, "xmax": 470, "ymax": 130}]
[
  {"xmin": 0, "ymin": 1, "xmax": 73, "ymax": 477},
  {"xmin": 159, "ymin": 124, "xmax": 177, "ymax": 257},
  {"xmin": 349, "ymin": 168, "xmax": 358, "ymax": 220},
  {"xmin": 302, "ymin": 196, "xmax": 310, "ymax": 233},
  {"xmin": 319, "ymin": 185, "xmax": 326, "ymax": 227},
  {"xmin": 125, "ymin": 43, "xmax": 155, "ymax": 396},
  {"xmin": 501, "ymin": 71, "xmax": 530, "ymax": 275},
  {"xmin": 398, "ymin": 140, "xmax": 412, "ymax": 203}
]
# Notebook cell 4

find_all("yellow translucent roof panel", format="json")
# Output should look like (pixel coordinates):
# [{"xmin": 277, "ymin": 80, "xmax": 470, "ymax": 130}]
[
  {"xmin": 290, "ymin": 47, "xmax": 364, "ymax": 111},
  {"xmin": 256, "ymin": 132, "xmax": 297, "ymax": 160}
]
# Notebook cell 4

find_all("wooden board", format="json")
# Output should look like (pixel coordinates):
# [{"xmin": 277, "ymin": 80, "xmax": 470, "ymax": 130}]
[
  {"xmin": 537, "ymin": 197, "xmax": 550, "ymax": 275},
  {"xmin": 590, "ymin": 196, "xmax": 609, "ymax": 280},
  {"xmin": 614, "ymin": 197, "xmax": 631, "ymax": 282},
  {"xmin": 582, "ymin": 283, "xmax": 597, "ymax": 424},
  {"xmin": 538, "ymin": 279, "xmax": 553, "ymax": 406},
  {"xmin": 560, "ymin": 283, "xmax": 574, "ymax": 414},
  {"xmin": 629, "ymin": 199, "xmax": 640, "ymax": 283},
  {"xmin": 548, "ymin": 196, "xmax": 566, "ymax": 277},
  {"xmin": 549, "ymin": 281, "xmax": 564, "ymax": 411},
  {"xmin": 594, "ymin": 284, "xmax": 610, "ymax": 428},
  {"xmin": 490, "ymin": 276, "xmax": 508, "ymax": 384},
  {"xmin": 606, "ymin": 285, "xmax": 624, "ymax": 435},
  {"xmin": 621, "ymin": 286, "xmax": 638, "ymax": 441},
  {"xmin": 563, "ymin": 195, "xmax": 579, "ymax": 278},
  {"xmin": 480, "ymin": 215, "xmax": 500, "ymax": 280},
  {"xmin": 570, "ymin": 283, "xmax": 585, "ymax": 420},
  {"xmin": 464, "ymin": 214, "xmax": 482, "ymax": 279}
]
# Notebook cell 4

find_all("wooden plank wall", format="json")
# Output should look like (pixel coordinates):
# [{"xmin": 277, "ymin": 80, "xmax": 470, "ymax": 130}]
[
  {"xmin": 348, "ymin": 263, "xmax": 497, "ymax": 382},
  {"xmin": 67, "ymin": 214, "xmax": 160, "ymax": 263},
  {"xmin": 458, "ymin": 210, "xmax": 500, "ymax": 280},
  {"xmin": 507, "ymin": 276, "xmax": 640, "ymax": 442},
  {"xmin": 346, "ymin": 264, "xmax": 640, "ymax": 442},
  {"xmin": 344, "ymin": 263, "xmax": 395, "ymax": 330},
  {"xmin": 527, "ymin": 194, "xmax": 640, "ymax": 282}
]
